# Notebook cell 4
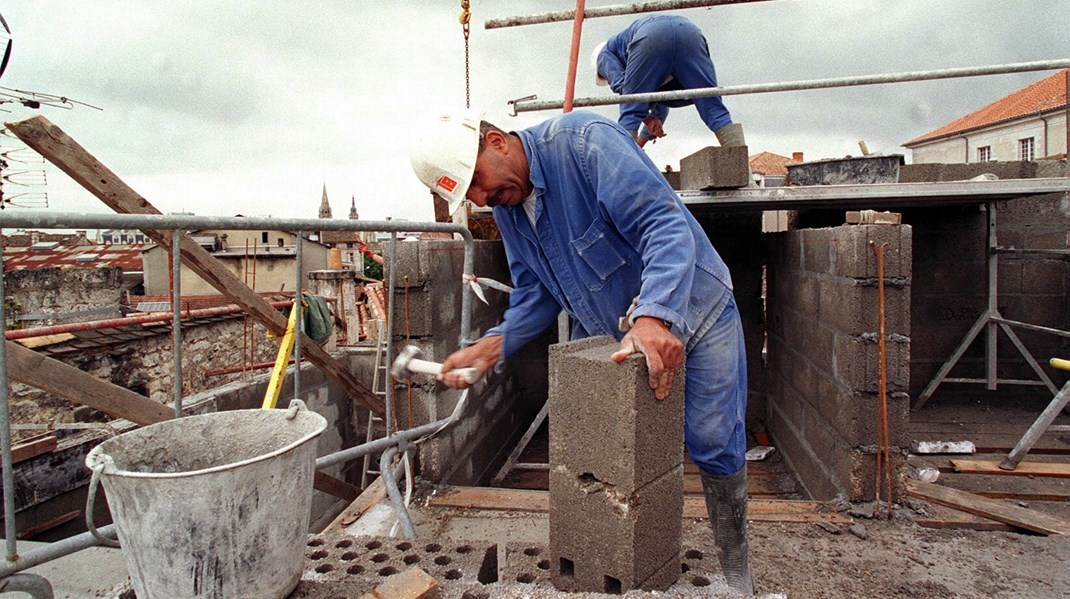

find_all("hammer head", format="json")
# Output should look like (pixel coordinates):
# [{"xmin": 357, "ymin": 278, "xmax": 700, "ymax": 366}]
[{"xmin": 390, "ymin": 345, "xmax": 423, "ymax": 380}]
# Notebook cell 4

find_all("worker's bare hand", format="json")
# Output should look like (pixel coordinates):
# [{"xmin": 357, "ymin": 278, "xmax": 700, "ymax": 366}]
[
  {"xmin": 439, "ymin": 335, "xmax": 502, "ymax": 389},
  {"xmin": 643, "ymin": 116, "xmax": 666, "ymax": 138},
  {"xmin": 610, "ymin": 316, "xmax": 683, "ymax": 400}
]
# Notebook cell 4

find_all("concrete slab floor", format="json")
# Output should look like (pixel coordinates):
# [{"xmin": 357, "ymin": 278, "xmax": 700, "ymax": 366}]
[{"xmin": 5, "ymin": 542, "xmax": 128, "ymax": 599}]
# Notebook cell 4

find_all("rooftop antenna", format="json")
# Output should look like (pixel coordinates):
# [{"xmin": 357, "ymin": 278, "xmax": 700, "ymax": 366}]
[{"xmin": 0, "ymin": 11, "xmax": 102, "ymax": 112}]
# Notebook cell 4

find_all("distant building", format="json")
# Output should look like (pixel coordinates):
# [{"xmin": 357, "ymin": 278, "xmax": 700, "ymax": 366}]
[
  {"xmin": 903, "ymin": 68, "xmax": 1069, "ymax": 164},
  {"xmin": 100, "ymin": 229, "xmax": 151, "ymax": 245},
  {"xmin": 141, "ymin": 229, "xmax": 329, "ymax": 296},
  {"xmin": 752, "ymin": 152, "xmax": 804, "ymax": 233},
  {"xmin": 2, "ymin": 230, "xmax": 94, "ymax": 247}
]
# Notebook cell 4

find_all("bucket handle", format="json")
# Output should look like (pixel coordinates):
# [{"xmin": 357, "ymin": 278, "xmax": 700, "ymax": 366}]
[
  {"xmin": 86, "ymin": 459, "xmax": 121, "ymax": 548},
  {"xmin": 285, "ymin": 398, "xmax": 307, "ymax": 420}
]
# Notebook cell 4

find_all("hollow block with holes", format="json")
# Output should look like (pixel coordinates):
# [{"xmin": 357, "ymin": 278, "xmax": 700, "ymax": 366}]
[{"xmin": 548, "ymin": 337, "xmax": 683, "ymax": 593}]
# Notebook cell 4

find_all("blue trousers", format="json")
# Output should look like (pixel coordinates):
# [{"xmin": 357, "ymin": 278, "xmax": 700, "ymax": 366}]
[
  {"xmin": 683, "ymin": 289, "xmax": 748, "ymax": 476},
  {"xmin": 617, "ymin": 15, "xmax": 733, "ymax": 136}
]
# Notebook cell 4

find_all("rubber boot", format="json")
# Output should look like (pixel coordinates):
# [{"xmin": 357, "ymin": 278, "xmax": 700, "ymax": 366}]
[
  {"xmin": 701, "ymin": 467, "xmax": 754, "ymax": 596},
  {"xmin": 714, "ymin": 122, "xmax": 746, "ymax": 147}
]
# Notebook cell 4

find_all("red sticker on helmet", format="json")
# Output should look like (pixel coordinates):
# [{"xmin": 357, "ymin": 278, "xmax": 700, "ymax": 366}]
[{"xmin": 436, "ymin": 175, "xmax": 458, "ymax": 192}]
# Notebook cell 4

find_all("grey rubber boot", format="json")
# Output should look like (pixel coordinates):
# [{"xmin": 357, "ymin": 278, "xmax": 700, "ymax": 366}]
[
  {"xmin": 701, "ymin": 467, "xmax": 754, "ymax": 596},
  {"xmin": 714, "ymin": 122, "xmax": 746, "ymax": 147}
]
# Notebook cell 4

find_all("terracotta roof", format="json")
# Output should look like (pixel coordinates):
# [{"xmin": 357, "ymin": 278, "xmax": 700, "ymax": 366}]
[
  {"xmin": 749, "ymin": 151, "xmax": 798, "ymax": 176},
  {"xmin": 905, "ymin": 68, "xmax": 1069, "ymax": 146},
  {"xmin": 2, "ymin": 244, "xmax": 143, "ymax": 272},
  {"xmin": 2, "ymin": 232, "xmax": 96, "ymax": 247}
]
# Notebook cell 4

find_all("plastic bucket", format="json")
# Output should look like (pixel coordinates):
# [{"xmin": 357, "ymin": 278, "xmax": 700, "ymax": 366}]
[{"xmin": 85, "ymin": 400, "xmax": 327, "ymax": 599}]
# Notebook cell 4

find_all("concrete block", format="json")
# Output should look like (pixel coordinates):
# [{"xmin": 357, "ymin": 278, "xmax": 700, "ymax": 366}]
[
  {"xmin": 548, "ymin": 337, "xmax": 684, "ymax": 494},
  {"xmin": 549, "ymin": 464, "xmax": 682, "ymax": 593},
  {"xmin": 827, "ymin": 224, "xmax": 912, "ymax": 280},
  {"xmin": 832, "ymin": 333, "xmax": 910, "ymax": 393},
  {"xmin": 679, "ymin": 146, "xmax": 750, "ymax": 190},
  {"xmin": 818, "ymin": 278, "xmax": 911, "ymax": 336},
  {"xmin": 800, "ymin": 228, "xmax": 832, "ymax": 273}
]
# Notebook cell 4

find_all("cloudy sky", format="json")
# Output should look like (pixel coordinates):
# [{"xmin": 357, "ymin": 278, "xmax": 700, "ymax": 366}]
[{"xmin": 0, "ymin": 1, "xmax": 1067, "ymax": 224}]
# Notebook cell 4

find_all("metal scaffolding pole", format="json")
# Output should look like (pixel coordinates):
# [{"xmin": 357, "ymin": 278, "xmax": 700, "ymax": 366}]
[
  {"xmin": 485, "ymin": 0, "xmax": 775, "ymax": 29},
  {"xmin": 509, "ymin": 59, "xmax": 1070, "ymax": 114}
]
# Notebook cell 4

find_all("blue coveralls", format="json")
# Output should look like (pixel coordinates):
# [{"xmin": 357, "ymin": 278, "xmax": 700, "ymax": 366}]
[
  {"xmin": 484, "ymin": 111, "xmax": 747, "ymax": 476},
  {"xmin": 596, "ymin": 15, "xmax": 733, "ymax": 142}
]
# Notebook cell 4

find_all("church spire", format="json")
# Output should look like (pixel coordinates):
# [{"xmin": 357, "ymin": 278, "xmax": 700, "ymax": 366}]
[
  {"xmin": 318, "ymin": 183, "xmax": 332, "ymax": 219},
  {"xmin": 349, "ymin": 195, "xmax": 359, "ymax": 220}
]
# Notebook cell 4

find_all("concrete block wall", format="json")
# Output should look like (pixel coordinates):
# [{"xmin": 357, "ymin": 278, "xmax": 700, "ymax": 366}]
[
  {"xmin": 548, "ymin": 337, "xmax": 683, "ymax": 594},
  {"xmin": 766, "ymin": 224, "xmax": 912, "ymax": 501},
  {"xmin": 381, "ymin": 239, "xmax": 548, "ymax": 486},
  {"xmin": 899, "ymin": 160, "xmax": 1069, "ymax": 396}
]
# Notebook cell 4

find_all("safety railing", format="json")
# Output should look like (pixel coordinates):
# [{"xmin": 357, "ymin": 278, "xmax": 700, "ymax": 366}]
[{"xmin": 0, "ymin": 211, "xmax": 476, "ymax": 587}]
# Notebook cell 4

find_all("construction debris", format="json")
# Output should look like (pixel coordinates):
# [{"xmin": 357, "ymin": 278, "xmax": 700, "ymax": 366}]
[
  {"xmin": 358, "ymin": 567, "xmax": 440, "ymax": 599},
  {"xmin": 910, "ymin": 440, "xmax": 976, "ymax": 454}
]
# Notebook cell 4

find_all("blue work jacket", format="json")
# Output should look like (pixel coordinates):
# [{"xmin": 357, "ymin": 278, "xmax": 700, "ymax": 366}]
[{"xmin": 485, "ymin": 111, "xmax": 732, "ymax": 362}]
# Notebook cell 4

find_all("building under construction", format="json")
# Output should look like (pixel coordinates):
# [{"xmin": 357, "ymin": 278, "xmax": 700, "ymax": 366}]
[{"xmin": 0, "ymin": 2, "xmax": 1068, "ymax": 598}]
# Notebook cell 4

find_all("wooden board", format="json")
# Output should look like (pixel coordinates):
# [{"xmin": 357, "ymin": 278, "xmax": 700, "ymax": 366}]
[
  {"xmin": 911, "ymin": 503, "xmax": 1016, "ymax": 532},
  {"xmin": 907, "ymin": 480, "xmax": 1070, "ymax": 536},
  {"xmin": 951, "ymin": 459, "xmax": 1070, "ymax": 478},
  {"xmin": 933, "ymin": 472, "xmax": 1070, "ymax": 502},
  {"xmin": 427, "ymin": 486, "xmax": 849, "ymax": 524},
  {"xmin": 10, "ymin": 435, "xmax": 58, "ymax": 464}
]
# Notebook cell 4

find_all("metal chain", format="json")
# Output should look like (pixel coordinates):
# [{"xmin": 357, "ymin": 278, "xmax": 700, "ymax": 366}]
[{"xmin": 460, "ymin": 0, "xmax": 471, "ymax": 108}]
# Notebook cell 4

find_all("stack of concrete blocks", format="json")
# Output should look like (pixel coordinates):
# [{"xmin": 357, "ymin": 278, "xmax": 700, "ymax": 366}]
[
  {"xmin": 679, "ymin": 145, "xmax": 751, "ymax": 189},
  {"xmin": 548, "ymin": 336, "xmax": 684, "ymax": 594},
  {"xmin": 381, "ymin": 239, "xmax": 526, "ymax": 485},
  {"xmin": 766, "ymin": 224, "xmax": 912, "ymax": 501}
]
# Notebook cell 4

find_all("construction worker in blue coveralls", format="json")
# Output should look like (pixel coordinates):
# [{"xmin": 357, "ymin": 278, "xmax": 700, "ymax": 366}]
[
  {"xmin": 410, "ymin": 108, "xmax": 753, "ymax": 595},
  {"xmin": 592, "ymin": 14, "xmax": 746, "ymax": 150}
]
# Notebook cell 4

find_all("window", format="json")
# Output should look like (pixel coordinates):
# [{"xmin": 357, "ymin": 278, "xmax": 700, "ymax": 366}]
[
  {"xmin": 1019, "ymin": 137, "xmax": 1035, "ymax": 161},
  {"xmin": 261, "ymin": 231, "xmax": 269, "ymax": 244},
  {"xmin": 977, "ymin": 146, "xmax": 991, "ymax": 162}
]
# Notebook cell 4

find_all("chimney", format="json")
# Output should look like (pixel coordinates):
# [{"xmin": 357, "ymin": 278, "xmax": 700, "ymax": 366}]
[
  {"xmin": 30, "ymin": 231, "xmax": 39, "ymax": 244},
  {"xmin": 792, "ymin": 152, "xmax": 804, "ymax": 162}
]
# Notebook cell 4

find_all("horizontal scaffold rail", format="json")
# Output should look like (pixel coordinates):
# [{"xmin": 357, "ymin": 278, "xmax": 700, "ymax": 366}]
[
  {"xmin": 485, "ymin": 0, "xmax": 776, "ymax": 29},
  {"xmin": 510, "ymin": 59, "xmax": 1070, "ymax": 114}
]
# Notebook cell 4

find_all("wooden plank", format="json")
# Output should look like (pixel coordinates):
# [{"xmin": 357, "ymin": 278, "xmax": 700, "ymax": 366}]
[
  {"xmin": 15, "ymin": 333, "xmax": 76, "ymax": 349},
  {"xmin": 6, "ymin": 340, "xmax": 175, "ymax": 425},
  {"xmin": 324, "ymin": 477, "xmax": 388, "ymax": 534},
  {"xmin": 427, "ymin": 486, "xmax": 848, "ymax": 524},
  {"xmin": 907, "ymin": 480, "xmax": 1070, "ymax": 535},
  {"xmin": 314, "ymin": 470, "xmax": 361, "ymax": 502},
  {"xmin": 6, "ymin": 116, "xmax": 384, "ymax": 419},
  {"xmin": 934, "ymin": 472, "xmax": 1070, "ymax": 502},
  {"xmin": 10, "ymin": 435, "xmax": 57, "ymax": 464},
  {"xmin": 911, "ymin": 503, "xmax": 1016, "ymax": 532},
  {"xmin": 951, "ymin": 459, "xmax": 1070, "ymax": 478}
]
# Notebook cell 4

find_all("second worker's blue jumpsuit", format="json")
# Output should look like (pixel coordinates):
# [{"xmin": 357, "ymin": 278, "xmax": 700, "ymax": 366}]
[{"xmin": 596, "ymin": 15, "xmax": 734, "ymax": 142}]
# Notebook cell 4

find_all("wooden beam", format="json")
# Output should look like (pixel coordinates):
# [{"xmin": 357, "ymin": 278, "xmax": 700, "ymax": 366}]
[
  {"xmin": 951, "ymin": 459, "xmax": 1070, "ymax": 478},
  {"xmin": 6, "ymin": 340, "xmax": 175, "ymax": 425},
  {"xmin": 5, "ymin": 115, "xmax": 385, "ymax": 419},
  {"xmin": 908, "ymin": 480, "xmax": 1069, "ymax": 536}
]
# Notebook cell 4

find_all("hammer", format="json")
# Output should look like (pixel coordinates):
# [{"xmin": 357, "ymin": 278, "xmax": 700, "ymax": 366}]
[{"xmin": 390, "ymin": 345, "xmax": 481, "ymax": 385}]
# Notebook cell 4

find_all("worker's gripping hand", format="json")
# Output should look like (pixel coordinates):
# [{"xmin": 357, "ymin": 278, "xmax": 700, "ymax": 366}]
[
  {"xmin": 642, "ymin": 116, "xmax": 666, "ymax": 139},
  {"xmin": 611, "ymin": 316, "xmax": 683, "ymax": 400},
  {"xmin": 438, "ymin": 335, "xmax": 502, "ymax": 389}
]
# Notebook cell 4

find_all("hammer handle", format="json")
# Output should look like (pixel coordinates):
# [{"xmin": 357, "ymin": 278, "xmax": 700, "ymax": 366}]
[{"xmin": 408, "ymin": 358, "xmax": 481, "ymax": 385}]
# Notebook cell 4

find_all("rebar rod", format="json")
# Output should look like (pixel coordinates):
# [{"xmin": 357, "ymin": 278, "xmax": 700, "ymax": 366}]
[
  {"xmin": 562, "ymin": 0, "xmax": 586, "ymax": 113},
  {"xmin": 511, "ymin": 59, "xmax": 1070, "ymax": 113},
  {"xmin": 380, "ymin": 445, "xmax": 417, "ymax": 538},
  {"xmin": 486, "ymin": 0, "xmax": 775, "ymax": 29}
]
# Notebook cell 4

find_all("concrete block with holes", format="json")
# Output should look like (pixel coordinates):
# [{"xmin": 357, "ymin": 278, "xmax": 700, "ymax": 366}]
[{"xmin": 547, "ymin": 336, "xmax": 683, "ymax": 593}]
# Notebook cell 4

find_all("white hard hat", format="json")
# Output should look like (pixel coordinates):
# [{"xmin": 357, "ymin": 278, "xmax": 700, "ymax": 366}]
[
  {"xmin": 591, "ymin": 41, "xmax": 608, "ymax": 86},
  {"xmin": 409, "ymin": 108, "xmax": 483, "ymax": 216}
]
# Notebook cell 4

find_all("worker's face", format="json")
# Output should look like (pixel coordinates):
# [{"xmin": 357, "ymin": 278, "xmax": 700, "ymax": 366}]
[{"xmin": 466, "ymin": 131, "xmax": 530, "ymax": 209}]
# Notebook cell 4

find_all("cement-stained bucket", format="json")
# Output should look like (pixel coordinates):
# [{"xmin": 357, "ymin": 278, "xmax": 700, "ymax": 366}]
[{"xmin": 85, "ymin": 400, "xmax": 327, "ymax": 599}]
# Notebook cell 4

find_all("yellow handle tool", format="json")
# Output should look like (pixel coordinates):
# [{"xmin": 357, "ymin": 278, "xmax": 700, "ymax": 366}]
[{"xmin": 1051, "ymin": 358, "xmax": 1070, "ymax": 372}]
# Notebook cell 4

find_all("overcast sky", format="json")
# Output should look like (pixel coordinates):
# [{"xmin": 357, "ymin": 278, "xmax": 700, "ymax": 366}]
[{"xmin": 1, "ymin": 1, "xmax": 1067, "ymax": 224}]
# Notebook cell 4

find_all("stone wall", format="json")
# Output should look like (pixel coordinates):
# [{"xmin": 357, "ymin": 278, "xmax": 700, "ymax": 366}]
[
  {"xmin": 766, "ymin": 224, "xmax": 911, "ymax": 501},
  {"xmin": 4, "ymin": 267, "xmax": 124, "ymax": 326},
  {"xmin": 9, "ymin": 315, "xmax": 278, "ymax": 430}
]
